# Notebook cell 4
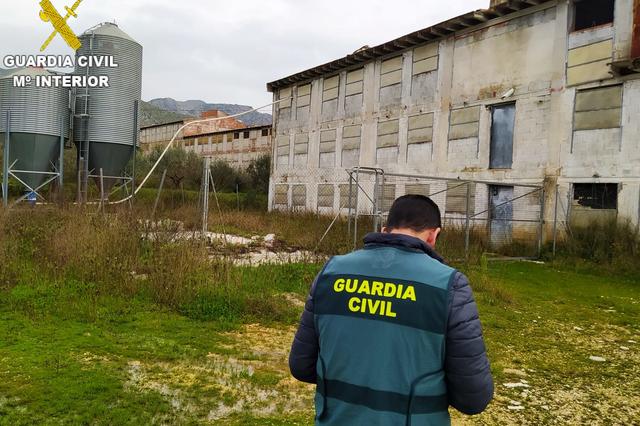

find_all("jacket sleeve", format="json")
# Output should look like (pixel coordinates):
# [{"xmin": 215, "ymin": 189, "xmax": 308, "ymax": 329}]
[
  {"xmin": 445, "ymin": 272, "xmax": 494, "ymax": 415},
  {"xmin": 288, "ymin": 275, "xmax": 319, "ymax": 384}
]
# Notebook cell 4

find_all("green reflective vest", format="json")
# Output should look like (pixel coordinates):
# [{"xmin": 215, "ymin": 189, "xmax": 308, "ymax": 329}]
[{"xmin": 313, "ymin": 245, "xmax": 457, "ymax": 425}]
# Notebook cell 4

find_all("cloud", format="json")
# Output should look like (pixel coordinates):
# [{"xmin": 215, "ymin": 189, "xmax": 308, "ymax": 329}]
[{"xmin": 0, "ymin": 0, "xmax": 488, "ymax": 108}]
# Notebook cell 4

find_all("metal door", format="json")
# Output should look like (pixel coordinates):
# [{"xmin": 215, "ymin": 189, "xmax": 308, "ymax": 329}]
[
  {"xmin": 489, "ymin": 185, "xmax": 514, "ymax": 248},
  {"xmin": 490, "ymin": 103, "xmax": 515, "ymax": 169}
]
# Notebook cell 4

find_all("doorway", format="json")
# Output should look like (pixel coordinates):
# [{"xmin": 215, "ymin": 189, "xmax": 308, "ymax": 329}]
[{"xmin": 489, "ymin": 185, "xmax": 514, "ymax": 248}]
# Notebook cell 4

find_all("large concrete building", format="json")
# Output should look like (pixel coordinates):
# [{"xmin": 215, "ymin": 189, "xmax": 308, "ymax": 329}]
[
  {"xmin": 267, "ymin": 0, "xmax": 640, "ymax": 228},
  {"xmin": 139, "ymin": 110, "xmax": 272, "ymax": 168}
]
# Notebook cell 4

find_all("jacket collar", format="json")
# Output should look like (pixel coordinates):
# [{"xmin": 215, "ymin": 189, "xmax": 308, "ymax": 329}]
[{"xmin": 363, "ymin": 232, "xmax": 446, "ymax": 264}]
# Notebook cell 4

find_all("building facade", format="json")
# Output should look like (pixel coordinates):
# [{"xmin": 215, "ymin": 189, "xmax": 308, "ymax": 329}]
[
  {"xmin": 267, "ymin": 0, "xmax": 640, "ymax": 229},
  {"xmin": 139, "ymin": 119, "xmax": 272, "ymax": 168}
]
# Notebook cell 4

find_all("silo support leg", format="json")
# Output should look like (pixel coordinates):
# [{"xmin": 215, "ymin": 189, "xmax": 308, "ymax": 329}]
[
  {"xmin": 3, "ymin": 111, "xmax": 11, "ymax": 208},
  {"xmin": 58, "ymin": 116, "xmax": 64, "ymax": 204}
]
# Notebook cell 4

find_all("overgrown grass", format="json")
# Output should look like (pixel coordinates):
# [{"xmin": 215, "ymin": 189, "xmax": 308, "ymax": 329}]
[
  {"xmin": 548, "ymin": 218, "xmax": 640, "ymax": 277},
  {"xmin": 1, "ymin": 206, "xmax": 639, "ymax": 424},
  {"xmin": 0, "ymin": 208, "xmax": 319, "ymax": 327}
]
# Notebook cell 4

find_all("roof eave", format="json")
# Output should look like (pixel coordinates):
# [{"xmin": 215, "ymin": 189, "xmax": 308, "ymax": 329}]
[{"xmin": 266, "ymin": 0, "xmax": 552, "ymax": 92}]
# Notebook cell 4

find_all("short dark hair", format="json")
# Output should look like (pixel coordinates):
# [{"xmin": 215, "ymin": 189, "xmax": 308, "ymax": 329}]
[{"xmin": 385, "ymin": 194, "xmax": 442, "ymax": 232}]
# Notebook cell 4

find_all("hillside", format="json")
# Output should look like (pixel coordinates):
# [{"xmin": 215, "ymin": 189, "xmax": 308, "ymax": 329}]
[
  {"xmin": 149, "ymin": 98, "xmax": 272, "ymax": 127},
  {"xmin": 139, "ymin": 101, "xmax": 193, "ymax": 128}
]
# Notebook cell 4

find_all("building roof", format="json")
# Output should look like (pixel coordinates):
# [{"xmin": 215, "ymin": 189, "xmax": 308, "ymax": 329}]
[
  {"xmin": 267, "ymin": 0, "xmax": 553, "ymax": 92},
  {"xmin": 140, "ymin": 120, "xmax": 185, "ymax": 130},
  {"xmin": 182, "ymin": 124, "xmax": 271, "ymax": 140}
]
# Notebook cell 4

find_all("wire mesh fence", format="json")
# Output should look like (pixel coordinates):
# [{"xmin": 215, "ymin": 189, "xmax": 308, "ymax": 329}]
[{"xmin": 271, "ymin": 167, "xmax": 545, "ymax": 261}]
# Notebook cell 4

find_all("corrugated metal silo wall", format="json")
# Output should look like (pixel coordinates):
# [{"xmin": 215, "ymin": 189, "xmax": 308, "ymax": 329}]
[
  {"xmin": 74, "ymin": 25, "xmax": 143, "ymax": 178},
  {"xmin": 0, "ymin": 75, "xmax": 69, "ymax": 188}
]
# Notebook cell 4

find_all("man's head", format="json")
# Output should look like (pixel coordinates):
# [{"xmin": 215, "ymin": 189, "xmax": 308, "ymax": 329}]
[{"xmin": 382, "ymin": 194, "xmax": 442, "ymax": 248}]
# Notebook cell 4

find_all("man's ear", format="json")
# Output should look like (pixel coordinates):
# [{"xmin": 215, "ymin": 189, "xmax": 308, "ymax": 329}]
[
  {"xmin": 381, "ymin": 226, "xmax": 388, "ymax": 233},
  {"xmin": 425, "ymin": 228, "xmax": 441, "ymax": 247}
]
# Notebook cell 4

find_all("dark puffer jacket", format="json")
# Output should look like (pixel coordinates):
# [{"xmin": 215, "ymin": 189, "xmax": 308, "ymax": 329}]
[{"xmin": 289, "ymin": 232, "xmax": 494, "ymax": 416}]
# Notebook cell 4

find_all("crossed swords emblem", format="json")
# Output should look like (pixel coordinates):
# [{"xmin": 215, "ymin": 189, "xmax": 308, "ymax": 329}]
[{"xmin": 39, "ymin": 0, "xmax": 83, "ymax": 52}]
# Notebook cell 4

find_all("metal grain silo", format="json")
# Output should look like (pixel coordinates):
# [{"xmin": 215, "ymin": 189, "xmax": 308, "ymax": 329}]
[
  {"xmin": 0, "ymin": 67, "xmax": 69, "ymax": 189},
  {"xmin": 74, "ymin": 22, "xmax": 142, "ymax": 196}
]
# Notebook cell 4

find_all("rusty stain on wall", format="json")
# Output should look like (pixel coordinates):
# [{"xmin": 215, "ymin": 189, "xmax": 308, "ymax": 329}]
[
  {"xmin": 478, "ymin": 84, "xmax": 506, "ymax": 100},
  {"xmin": 632, "ymin": 0, "xmax": 640, "ymax": 58}
]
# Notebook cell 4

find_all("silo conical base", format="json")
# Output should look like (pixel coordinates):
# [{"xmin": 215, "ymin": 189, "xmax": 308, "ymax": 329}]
[
  {"xmin": 1, "ymin": 132, "xmax": 61, "ymax": 189},
  {"xmin": 79, "ymin": 142, "xmax": 133, "ymax": 195}
]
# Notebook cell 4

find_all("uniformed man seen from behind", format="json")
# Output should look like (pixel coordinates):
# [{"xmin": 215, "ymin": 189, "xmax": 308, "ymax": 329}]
[{"xmin": 289, "ymin": 194, "xmax": 493, "ymax": 425}]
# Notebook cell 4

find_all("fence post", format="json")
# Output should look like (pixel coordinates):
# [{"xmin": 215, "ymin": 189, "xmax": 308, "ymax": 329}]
[
  {"xmin": 58, "ymin": 115, "xmax": 65, "ymax": 205},
  {"xmin": 3, "ymin": 111, "xmax": 10, "ymax": 208},
  {"xmin": 152, "ymin": 169, "xmax": 167, "ymax": 220},
  {"xmin": 464, "ymin": 182, "xmax": 471, "ymax": 263},
  {"xmin": 353, "ymin": 168, "xmax": 360, "ymax": 249},
  {"xmin": 537, "ymin": 187, "xmax": 546, "ymax": 258},
  {"xmin": 552, "ymin": 184, "xmax": 559, "ymax": 257},
  {"xmin": 201, "ymin": 157, "xmax": 211, "ymax": 235},
  {"xmin": 347, "ymin": 171, "xmax": 353, "ymax": 237},
  {"xmin": 373, "ymin": 171, "xmax": 380, "ymax": 232},
  {"xmin": 99, "ymin": 168, "xmax": 105, "ymax": 213}
]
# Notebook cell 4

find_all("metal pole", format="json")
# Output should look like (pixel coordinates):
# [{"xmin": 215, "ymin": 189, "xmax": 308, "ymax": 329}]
[
  {"xmin": 58, "ymin": 115, "xmax": 64, "ymax": 204},
  {"xmin": 236, "ymin": 183, "xmax": 240, "ymax": 211},
  {"xmin": 373, "ymin": 171, "xmax": 380, "ymax": 232},
  {"xmin": 537, "ymin": 187, "xmax": 546, "ymax": 258},
  {"xmin": 99, "ymin": 168, "xmax": 105, "ymax": 213},
  {"xmin": 76, "ymin": 147, "xmax": 81, "ymax": 204},
  {"xmin": 152, "ymin": 169, "xmax": 167, "ymax": 220},
  {"xmin": 353, "ymin": 168, "xmax": 360, "ymax": 249},
  {"xmin": 464, "ymin": 182, "xmax": 472, "ymax": 263},
  {"xmin": 209, "ymin": 168, "xmax": 227, "ymax": 244},
  {"xmin": 202, "ymin": 157, "xmax": 211, "ymax": 235},
  {"xmin": 2, "ymin": 111, "xmax": 10, "ymax": 208},
  {"xmin": 132, "ymin": 100, "xmax": 139, "ymax": 195},
  {"xmin": 347, "ymin": 171, "xmax": 353, "ymax": 236},
  {"xmin": 552, "ymin": 184, "xmax": 559, "ymax": 257}
]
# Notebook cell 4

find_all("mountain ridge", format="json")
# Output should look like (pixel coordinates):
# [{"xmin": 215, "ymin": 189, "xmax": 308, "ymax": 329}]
[{"xmin": 148, "ymin": 98, "xmax": 272, "ymax": 127}]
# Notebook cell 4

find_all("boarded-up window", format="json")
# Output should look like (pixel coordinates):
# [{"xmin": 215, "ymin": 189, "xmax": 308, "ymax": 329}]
[
  {"xmin": 276, "ymin": 134, "xmax": 290, "ymax": 161},
  {"xmin": 320, "ymin": 129, "xmax": 337, "ymax": 168},
  {"xmin": 294, "ymin": 132, "xmax": 309, "ymax": 155},
  {"xmin": 343, "ymin": 125, "xmax": 362, "ymax": 150},
  {"xmin": 279, "ymin": 87, "xmax": 292, "ymax": 108},
  {"xmin": 380, "ymin": 56, "xmax": 403, "ymax": 88},
  {"xmin": 346, "ymin": 68, "xmax": 364, "ymax": 96},
  {"xmin": 292, "ymin": 185, "xmax": 307, "ymax": 207},
  {"xmin": 449, "ymin": 106, "xmax": 480, "ymax": 140},
  {"xmin": 274, "ymin": 184, "xmax": 288, "ymax": 206},
  {"xmin": 377, "ymin": 119, "xmax": 399, "ymax": 148},
  {"xmin": 317, "ymin": 184, "xmax": 335, "ymax": 208},
  {"xmin": 405, "ymin": 184, "xmax": 430, "ymax": 197},
  {"xmin": 340, "ymin": 184, "xmax": 357, "ymax": 209},
  {"xmin": 408, "ymin": 113, "xmax": 434, "ymax": 145},
  {"xmin": 574, "ymin": 85, "xmax": 622, "ymax": 131},
  {"xmin": 379, "ymin": 184, "xmax": 396, "ymax": 212},
  {"xmin": 323, "ymin": 75, "xmax": 339, "ymax": 102},
  {"xmin": 320, "ymin": 129, "xmax": 337, "ymax": 154},
  {"xmin": 567, "ymin": 39, "xmax": 613, "ymax": 86},
  {"xmin": 297, "ymin": 84, "xmax": 311, "ymax": 120},
  {"xmin": 413, "ymin": 43, "xmax": 438, "ymax": 76},
  {"xmin": 445, "ymin": 182, "xmax": 476, "ymax": 215},
  {"xmin": 278, "ymin": 87, "xmax": 292, "ymax": 120},
  {"xmin": 297, "ymin": 84, "xmax": 311, "ymax": 107}
]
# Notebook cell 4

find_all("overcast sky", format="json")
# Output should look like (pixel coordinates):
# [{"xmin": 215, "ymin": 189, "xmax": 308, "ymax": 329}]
[{"xmin": 1, "ymin": 0, "xmax": 487, "ymax": 109}]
